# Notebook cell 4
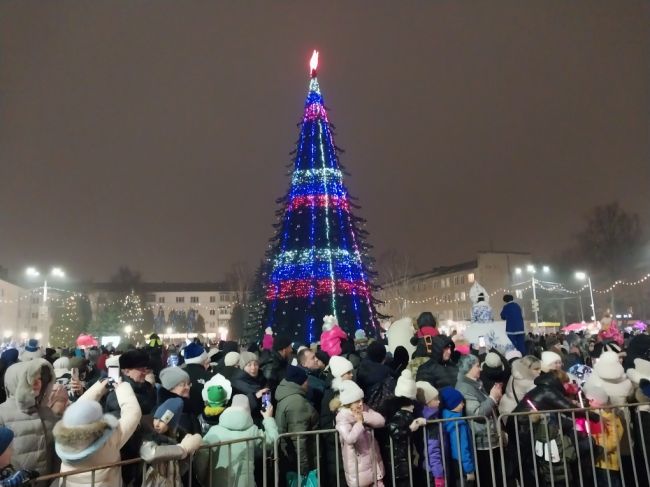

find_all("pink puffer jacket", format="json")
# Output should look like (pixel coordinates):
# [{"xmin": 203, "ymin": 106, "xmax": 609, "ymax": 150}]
[
  {"xmin": 335, "ymin": 406, "xmax": 385, "ymax": 487},
  {"xmin": 320, "ymin": 326, "xmax": 348, "ymax": 357}
]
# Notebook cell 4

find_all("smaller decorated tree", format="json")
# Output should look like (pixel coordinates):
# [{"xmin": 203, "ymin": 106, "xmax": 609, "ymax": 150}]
[
  {"xmin": 50, "ymin": 295, "xmax": 84, "ymax": 348},
  {"xmin": 242, "ymin": 260, "xmax": 269, "ymax": 344},
  {"xmin": 120, "ymin": 292, "xmax": 147, "ymax": 344}
]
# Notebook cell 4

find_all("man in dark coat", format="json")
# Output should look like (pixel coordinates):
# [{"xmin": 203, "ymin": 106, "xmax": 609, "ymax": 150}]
[
  {"xmin": 104, "ymin": 349, "xmax": 157, "ymax": 487},
  {"xmin": 260, "ymin": 334, "xmax": 292, "ymax": 391},
  {"xmin": 356, "ymin": 341, "xmax": 394, "ymax": 397},
  {"xmin": 501, "ymin": 294, "xmax": 526, "ymax": 355},
  {"xmin": 182, "ymin": 342, "xmax": 213, "ymax": 416},
  {"xmin": 415, "ymin": 335, "xmax": 459, "ymax": 389}
]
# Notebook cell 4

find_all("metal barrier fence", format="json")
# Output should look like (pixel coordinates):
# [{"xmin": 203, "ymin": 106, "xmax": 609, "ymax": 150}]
[{"xmin": 26, "ymin": 402, "xmax": 650, "ymax": 487}]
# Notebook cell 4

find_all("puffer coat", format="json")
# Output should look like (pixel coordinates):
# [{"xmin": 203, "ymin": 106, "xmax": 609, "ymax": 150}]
[
  {"xmin": 0, "ymin": 359, "xmax": 59, "ymax": 476},
  {"xmin": 455, "ymin": 375, "xmax": 501, "ymax": 450},
  {"xmin": 54, "ymin": 380, "xmax": 142, "ymax": 487},
  {"xmin": 335, "ymin": 406, "xmax": 385, "ymax": 487},
  {"xmin": 415, "ymin": 335, "xmax": 459, "ymax": 390},
  {"xmin": 499, "ymin": 358, "xmax": 538, "ymax": 417},
  {"xmin": 200, "ymin": 405, "xmax": 278, "ymax": 487}
]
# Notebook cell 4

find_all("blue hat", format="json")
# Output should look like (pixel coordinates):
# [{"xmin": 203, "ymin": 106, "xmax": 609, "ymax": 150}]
[
  {"xmin": 439, "ymin": 386, "xmax": 464, "ymax": 410},
  {"xmin": 1, "ymin": 348, "xmax": 19, "ymax": 366},
  {"xmin": 183, "ymin": 343, "xmax": 207, "ymax": 365},
  {"xmin": 25, "ymin": 339, "xmax": 39, "ymax": 352},
  {"xmin": 0, "ymin": 427, "xmax": 14, "ymax": 455},
  {"xmin": 285, "ymin": 365, "xmax": 308, "ymax": 386},
  {"xmin": 640, "ymin": 379, "xmax": 650, "ymax": 398},
  {"xmin": 154, "ymin": 398, "xmax": 184, "ymax": 431}
]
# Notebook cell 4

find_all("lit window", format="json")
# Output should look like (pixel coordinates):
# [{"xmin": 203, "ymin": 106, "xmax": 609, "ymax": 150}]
[
  {"xmin": 467, "ymin": 273, "xmax": 475, "ymax": 283},
  {"xmin": 515, "ymin": 290, "xmax": 523, "ymax": 299}
]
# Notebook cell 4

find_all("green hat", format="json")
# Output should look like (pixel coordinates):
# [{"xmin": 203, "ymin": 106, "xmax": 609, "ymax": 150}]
[{"xmin": 207, "ymin": 385, "xmax": 227, "ymax": 407}]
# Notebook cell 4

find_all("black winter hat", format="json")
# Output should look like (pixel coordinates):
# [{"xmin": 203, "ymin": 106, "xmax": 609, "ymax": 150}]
[
  {"xmin": 416, "ymin": 312, "xmax": 436, "ymax": 329},
  {"xmin": 367, "ymin": 341, "xmax": 387, "ymax": 363},
  {"xmin": 273, "ymin": 335, "xmax": 292, "ymax": 352},
  {"xmin": 119, "ymin": 350, "xmax": 150, "ymax": 369}
]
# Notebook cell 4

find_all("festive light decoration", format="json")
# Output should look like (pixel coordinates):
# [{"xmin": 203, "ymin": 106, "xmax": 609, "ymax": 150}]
[{"xmin": 261, "ymin": 52, "xmax": 382, "ymax": 342}]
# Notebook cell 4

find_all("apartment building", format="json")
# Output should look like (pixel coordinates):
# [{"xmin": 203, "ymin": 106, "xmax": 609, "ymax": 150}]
[{"xmin": 377, "ymin": 251, "xmax": 531, "ymax": 322}]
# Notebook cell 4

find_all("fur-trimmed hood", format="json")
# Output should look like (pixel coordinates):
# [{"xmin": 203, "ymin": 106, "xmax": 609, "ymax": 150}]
[
  {"xmin": 54, "ymin": 414, "xmax": 118, "ymax": 464},
  {"xmin": 3, "ymin": 359, "xmax": 54, "ymax": 411}
]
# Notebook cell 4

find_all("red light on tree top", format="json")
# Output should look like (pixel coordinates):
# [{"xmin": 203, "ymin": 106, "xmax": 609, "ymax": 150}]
[{"xmin": 310, "ymin": 50, "xmax": 319, "ymax": 78}]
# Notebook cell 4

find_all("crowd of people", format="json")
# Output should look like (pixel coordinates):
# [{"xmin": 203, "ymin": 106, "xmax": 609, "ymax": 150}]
[{"xmin": 0, "ymin": 308, "xmax": 648, "ymax": 487}]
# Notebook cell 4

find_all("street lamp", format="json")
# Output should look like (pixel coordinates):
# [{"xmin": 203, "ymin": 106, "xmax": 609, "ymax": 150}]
[
  {"xmin": 25, "ymin": 266, "xmax": 66, "ymax": 306},
  {"xmin": 575, "ymin": 272, "xmax": 595, "ymax": 321},
  {"xmin": 518, "ymin": 264, "xmax": 551, "ymax": 326}
]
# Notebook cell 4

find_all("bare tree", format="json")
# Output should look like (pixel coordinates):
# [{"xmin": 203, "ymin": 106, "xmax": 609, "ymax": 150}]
[
  {"xmin": 225, "ymin": 261, "xmax": 253, "ymax": 303},
  {"xmin": 375, "ymin": 249, "xmax": 413, "ymax": 318}
]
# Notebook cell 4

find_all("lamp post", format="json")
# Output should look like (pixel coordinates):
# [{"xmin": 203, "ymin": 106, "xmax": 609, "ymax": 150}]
[
  {"xmin": 25, "ymin": 266, "xmax": 65, "ymax": 322},
  {"xmin": 514, "ymin": 264, "xmax": 551, "ymax": 327},
  {"xmin": 575, "ymin": 272, "xmax": 595, "ymax": 321}
]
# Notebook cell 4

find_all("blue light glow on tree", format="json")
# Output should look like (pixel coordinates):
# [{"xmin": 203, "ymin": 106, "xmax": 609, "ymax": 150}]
[{"xmin": 263, "ymin": 51, "xmax": 383, "ymax": 343}]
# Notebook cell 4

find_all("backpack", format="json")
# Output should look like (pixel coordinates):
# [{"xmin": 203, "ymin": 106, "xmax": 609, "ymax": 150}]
[{"xmin": 366, "ymin": 376, "xmax": 397, "ymax": 412}]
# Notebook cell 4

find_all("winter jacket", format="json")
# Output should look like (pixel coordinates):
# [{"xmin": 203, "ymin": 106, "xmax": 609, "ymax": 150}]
[
  {"xmin": 499, "ymin": 359, "xmax": 537, "ymax": 417},
  {"xmin": 501, "ymin": 301, "xmax": 525, "ymax": 334},
  {"xmin": 356, "ymin": 359, "xmax": 393, "ymax": 397},
  {"xmin": 418, "ymin": 405, "xmax": 444, "ymax": 479},
  {"xmin": 156, "ymin": 385, "xmax": 200, "ymax": 435},
  {"xmin": 532, "ymin": 416, "xmax": 577, "ymax": 486},
  {"xmin": 0, "ymin": 359, "xmax": 59, "ymax": 476},
  {"xmin": 455, "ymin": 375, "xmax": 500, "ymax": 450},
  {"xmin": 184, "ymin": 363, "xmax": 213, "ymax": 416},
  {"xmin": 139, "ymin": 432, "xmax": 189, "ymax": 487},
  {"xmin": 260, "ymin": 351, "xmax": 288, "ymax": 391},
  {"xmin": 385, "ymin": 399, "xmax": 416, "ymax": 480},
  {"xmin": 230, "ymin": 369, "xmax": 265, "ymax": 419},
  {"xmin": 415, "ymin": 335, "xmax": 459, "ymax": 390},
  {"xmin": 199, "ymin": 406, "xmax": 278, "ymax": 487},
  {"xmin": 513, "ymin": 372, "xmax": 578, "ymax": 414},
  {"xmin": 275, "ymin": 379, "xmax": 319, "ymax": 474},
  {"xmin": 55, "ymin": 380, "xmax": 142, "ymax": 487},
  {"xmin": 441, "ymin": 409, "xmax": 474, "ymax": 474},
  {"xmin": 320, "ymin": 325, "xmax": 348, "ymax": 357},
  {"xmin": 262, "ymin": 334, "xmax": 274, "ymax": 351},
  {"xmin": 335, "ymin": 406, "xmax": 385, "ymax": 487},
  {"xmin": 592, "ymin": 409, "xmax": 623, "ymax": 471}
]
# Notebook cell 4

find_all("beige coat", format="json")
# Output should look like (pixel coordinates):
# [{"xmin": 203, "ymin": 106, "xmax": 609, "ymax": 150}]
[{"xmin": 56, "ymin": 380, "xmax": 142, "ymax": 487}]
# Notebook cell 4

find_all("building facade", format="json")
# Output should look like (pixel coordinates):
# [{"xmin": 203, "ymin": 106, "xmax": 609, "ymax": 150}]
[
  {"xmin": 377, "ymin": 251, "xmax": 532, "ymax": 322},
  {"xmin": 0, "ymin": 278, "xmax": 58, "ymax": 345}
]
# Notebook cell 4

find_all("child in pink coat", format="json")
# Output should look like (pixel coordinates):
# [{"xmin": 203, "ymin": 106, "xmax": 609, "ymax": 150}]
[
  {"xmin": 334, "ymin": 380, "xmax": 385, "ymax": 487},
  {"xmin": 320, "ymin": 315, "xmax": 348, "ymax": 357},
  {"xmin": 262, "ymin": 327, "xmax": 274, "ymax": 351}
]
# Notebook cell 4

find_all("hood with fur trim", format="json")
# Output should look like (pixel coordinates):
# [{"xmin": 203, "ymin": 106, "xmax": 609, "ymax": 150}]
[
  {"xmin": 53, "ymin": 414, "xmax": 119, "ymax": 464},
  {"xmin": 3, "ymin": 359, "xmax": 54, "ymax": 411}
]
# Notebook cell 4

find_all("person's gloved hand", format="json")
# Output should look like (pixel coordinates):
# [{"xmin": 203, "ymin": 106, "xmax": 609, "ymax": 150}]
[
  {"xmin": 434, "ymin": 477, "xmax": 445, "ymax": 487},
  {"xmin": 180, "ymin": 433, "xmax": 203, "ymax": 456}
]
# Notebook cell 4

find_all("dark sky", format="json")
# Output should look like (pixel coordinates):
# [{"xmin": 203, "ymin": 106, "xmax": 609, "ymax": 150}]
[{"xmin": 1, "ymin": 1, "xmax": 649, "ymax": 282}]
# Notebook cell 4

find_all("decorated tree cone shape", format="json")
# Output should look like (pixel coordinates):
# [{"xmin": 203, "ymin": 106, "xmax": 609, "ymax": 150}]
[{"xmin": 262, "ymin": 51, "xmax": 383, "ymax": 343}]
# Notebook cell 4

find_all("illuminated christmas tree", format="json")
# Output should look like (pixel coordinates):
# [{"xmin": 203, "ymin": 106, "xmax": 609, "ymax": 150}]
[
  {"xmin": 263, "ymin": 51, "xmax": 382, "ymax": 343},
  {"xmin": 120, "ymin": 291, "xmax": 146, "ymax": 344},
  {"xmin": 50, "ymin": 295, "xmax": 84, "ymax": 347}
]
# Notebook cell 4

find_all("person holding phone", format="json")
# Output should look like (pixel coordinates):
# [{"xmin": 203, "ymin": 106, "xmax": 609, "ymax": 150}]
[{"xmin": 231, "ymin": 352, "xmax": 268, "ymax": 424}]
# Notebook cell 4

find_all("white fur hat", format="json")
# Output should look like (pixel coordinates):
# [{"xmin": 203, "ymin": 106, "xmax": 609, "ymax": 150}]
[
  {"xmin": 339, "ymin": 380, "xmax": 364, "ymax": 405},
  {"xmin": 395, "ymin": 369, "xmax": 417, "ymax": 400},
  {"xmin": 329, "ymin": 356, "xmax": 353, "ymax": 378},
  {"xmin": 594, "ymin": 351, "xmax": 624, "ymax": 381},
  {"xmin": 626, "ymin": 358, "xmax": 650, "ymax": 384},
  {"xmin": 322, "ymin": 315, "xmax": 338, "ymax": 331},
  {"xmin": 541, "ymin": 351, "xmax": 562, "ymax": 371},
  {"xmin": 265, "ymin": 327, "xmax": 273, "ymax": 335},
  {"xmin": 416, "ymin": 381, "xmax": 439, "ymax": 404},
  {"xmin": 105, "ymin": 355, "xmax": 121, "ymax": 368}
]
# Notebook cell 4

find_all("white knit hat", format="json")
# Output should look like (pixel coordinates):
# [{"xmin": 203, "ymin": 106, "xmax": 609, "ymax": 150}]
[
  {"xmin": 224, "ymin": 351, "xmax": 240, "ymax": 367},
  {"xmin": 416, "ymin": 381, "xmax": 439, "ymax": 404},
  {"xmin": 265, "ymin": 327, "xmax": 273, "ymax": 335},
  {"xmin": 594, "ymin": 351, "xmax": 625, "ymax": 381},
  {"xmin": 395, "ymin": 369, "xmax": 417, "ymax": 399},
  {"xmin": 482, "ymin": 352, "xmax": 503, "ymax": 370},
  {"xmin": 339, "ymin": 380, "xmax": 364, "ymax": 405},
  {"xmin": 323, "ymin": 315, "xmax": 337, "ymax": 331},
  {"xmin": 583, "ymin": 384, "xmax": 609, "ymax": 405},
  {"xmin": 329, "ymin": 356, "xmax": 353, "ymax": 378},
  {"xmin": 541, "ymin": 351, "xmax": 562, "ymax": 371}
]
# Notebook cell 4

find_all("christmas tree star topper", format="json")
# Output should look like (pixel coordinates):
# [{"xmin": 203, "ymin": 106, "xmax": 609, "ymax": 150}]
[{"xmin": 310, "ymin": 50, "xmax": 319, "ymax": 78}]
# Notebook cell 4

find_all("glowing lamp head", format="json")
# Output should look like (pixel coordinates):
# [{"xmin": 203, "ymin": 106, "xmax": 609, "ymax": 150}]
[{"xmin": 309, "ymin": 50, "xmax": 319, "ymax": 78}]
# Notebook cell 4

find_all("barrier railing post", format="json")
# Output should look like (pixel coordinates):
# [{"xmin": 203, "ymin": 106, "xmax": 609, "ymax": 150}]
[
  {"xmin": 274, "ymin": 435, "xmax": 280, "ymax": 487},
  {"xmin": 262, "ymin": 436, "xmax": 267, "ymax": 487},
  {"xmin": 335, "ymin": 431, "xmax": 341, "ymax": 487}
]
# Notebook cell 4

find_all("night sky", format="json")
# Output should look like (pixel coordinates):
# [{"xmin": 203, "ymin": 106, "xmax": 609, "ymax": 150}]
[{"xmin": 1, "ymin": 1, "xmax": 648, "ymax": 282}]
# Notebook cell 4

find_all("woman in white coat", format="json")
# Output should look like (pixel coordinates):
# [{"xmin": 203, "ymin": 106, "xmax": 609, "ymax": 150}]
[{"xmin": 53, "ymin": 379, "xmax": 142, "ymax": 487}]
